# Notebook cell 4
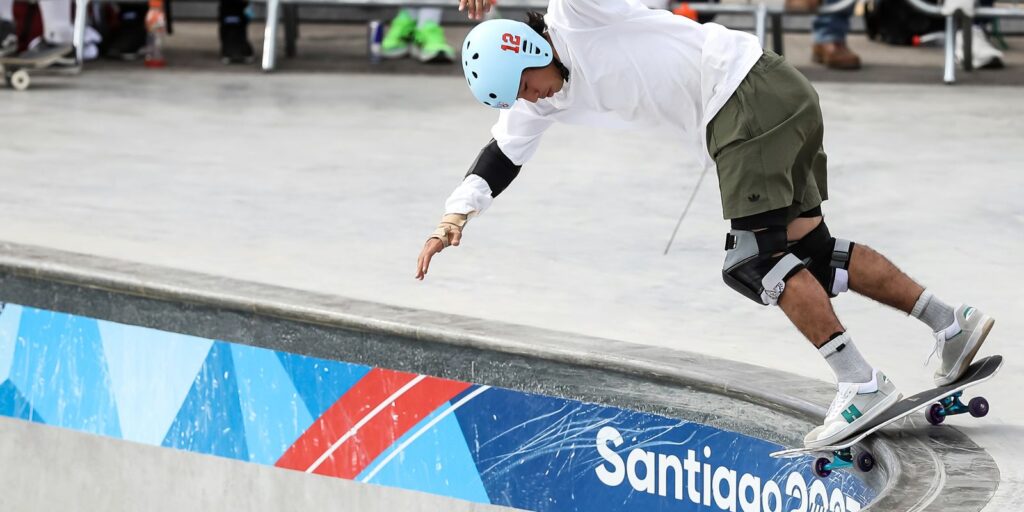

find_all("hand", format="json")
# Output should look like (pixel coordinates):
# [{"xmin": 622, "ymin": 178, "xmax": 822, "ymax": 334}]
[
  {"xmin": 415, "ymin": 224, "xmax": 464, "ymax": 280},
  {"xmin": 459, "ymin": 0, "xmax": 494, "ymax": 20}
]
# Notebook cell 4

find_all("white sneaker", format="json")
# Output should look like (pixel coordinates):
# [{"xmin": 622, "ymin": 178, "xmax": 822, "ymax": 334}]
[
  {"xmin": 930, "ymin": 304, "xmax": 995, "ymax": 386},
  {"xmin": 956, "ymin": 25, "xmax": 1005, "ymax": 69},
  {"xmin": 804, "ymin": 370, "xmax": 902, "ymax": 449}
]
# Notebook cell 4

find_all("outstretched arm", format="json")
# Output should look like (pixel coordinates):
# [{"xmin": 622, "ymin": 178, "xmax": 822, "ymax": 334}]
[
  {"xmin": 459, "ymin": 0, "xmax": 495, "ymax": 20},
  {"xmin": 416, "ymin": 139, "xmax": 523, "ymax": 280}
]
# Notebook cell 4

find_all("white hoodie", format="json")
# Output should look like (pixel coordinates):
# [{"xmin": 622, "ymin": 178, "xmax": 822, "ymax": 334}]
[{"xmin": 445, "ymin": 0, "xmax": 763, "ymax": 216}]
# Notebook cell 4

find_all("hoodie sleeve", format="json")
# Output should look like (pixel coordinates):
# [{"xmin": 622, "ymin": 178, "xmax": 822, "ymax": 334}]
[{"xmin": 490, "ymin": 100, "xmax": 558, "ymax": 166}]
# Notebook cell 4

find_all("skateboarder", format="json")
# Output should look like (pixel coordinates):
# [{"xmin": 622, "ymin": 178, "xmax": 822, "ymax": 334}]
[{"xmin": 414, "ymin": 0, "xmax": 996, "ymax": 449}]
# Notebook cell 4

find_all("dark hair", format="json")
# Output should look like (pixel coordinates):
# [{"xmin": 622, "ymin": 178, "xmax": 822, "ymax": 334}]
[
  {"xmin": 526, "ymin": 11, "xmax": 570, "ymax": 81},
  {"xmin": 526, "ymin": 11, "xmax": 547, "ymax": 36}
]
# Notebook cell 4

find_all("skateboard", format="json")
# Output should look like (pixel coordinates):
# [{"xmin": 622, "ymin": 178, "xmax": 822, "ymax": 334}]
[
  {"xmin": 771, "ymin": 354, "xmax": 1002, "ymax": 478},
  {"xmin": 0, "ymin": 44, "xmax": 74, "ymax": 91}
]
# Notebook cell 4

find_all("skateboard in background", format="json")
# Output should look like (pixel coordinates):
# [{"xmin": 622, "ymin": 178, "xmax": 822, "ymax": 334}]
[{"xmin": 1, "ymin": 43, "xmax": 76, "ymax": 90}]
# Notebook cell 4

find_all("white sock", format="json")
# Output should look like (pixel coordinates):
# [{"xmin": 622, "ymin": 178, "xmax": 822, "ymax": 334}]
[
  {"xmin": 39, "ymin": 0, "xmax": 74, "ymax": 44},
  {"xmin": 819, "ymin": 332, "xmax": 874, "ymax": 384},
  {"xmin": 911, "ymin": 289, "xmax": 956, "ymax": 334},
  {"xmin": 416, "ymin": 7, "xmax": 441, "ymax": 28}
]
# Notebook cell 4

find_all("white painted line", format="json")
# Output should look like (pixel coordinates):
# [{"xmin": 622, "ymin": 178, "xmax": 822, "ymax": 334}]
[
  {"xmin": 359, "ymin": 385, "xmax": 491, "ymax": 483},
  {"xmin": 306, "ymin": 374, "xmax": 427, "ymax": 473}
]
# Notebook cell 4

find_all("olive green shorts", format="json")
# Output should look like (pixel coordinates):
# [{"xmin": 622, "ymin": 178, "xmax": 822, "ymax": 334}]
[{"xmin": 706, "ymin": 50, "xmax": 828, "ymax": 221}]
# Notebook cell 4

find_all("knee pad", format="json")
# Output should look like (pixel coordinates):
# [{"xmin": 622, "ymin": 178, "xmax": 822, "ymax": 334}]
[
  {"xmin": 722, "ymin": 228, "xmax": 805, "ymax": 306},
  {"xmin": 788, "ymin": 221, "xmax": 855, "ymax": 297}
]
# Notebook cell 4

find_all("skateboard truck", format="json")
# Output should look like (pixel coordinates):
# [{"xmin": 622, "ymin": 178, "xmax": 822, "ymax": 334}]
[
  {"xmin": 925, "ymin": 390, "xmax": 989, "ymax": 425},
  {"xmin": 814, "ymin": 447, "xmax": 875, "ymax": 478}
]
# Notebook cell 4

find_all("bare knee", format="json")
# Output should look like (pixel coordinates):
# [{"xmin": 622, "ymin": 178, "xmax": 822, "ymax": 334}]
[{"xmin": 787, "ymin": 215, "xmax": 822, "ymax": 241}]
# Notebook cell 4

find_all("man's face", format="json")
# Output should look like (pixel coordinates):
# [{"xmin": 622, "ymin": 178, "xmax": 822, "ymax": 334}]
[{"xmin": 517, "ymin": 63, "xmax": 565, "ymax": 103}]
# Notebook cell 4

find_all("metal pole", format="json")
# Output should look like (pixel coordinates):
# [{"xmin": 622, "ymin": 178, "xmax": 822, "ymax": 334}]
[
  {"xmin": 755, "ymin": 2, "xmax": 768, "ymax": 48},
  {"xmin": 73, "ymin": 0, "xmax": 89, "ymax": 64},
  {"xmin": 961, "ymin": 11, "xmax": 974, "ymax": 71},
  {"xmin": 944, "ymin": 15, "xmax": 956, "ymax": 83},
  {"xmin": 771, "ymin": 13, "xmax": 784, "ymax": 54},
  {"xmin": 663, "ymin": 166, "xmax": 709, "ymax": 255},
  {"xmin": 262, "ymin": 0, "xmax": 281, "ymax": 71}
]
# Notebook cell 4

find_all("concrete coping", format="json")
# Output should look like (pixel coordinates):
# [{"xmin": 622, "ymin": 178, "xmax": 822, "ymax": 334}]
[{"xmin": 0, "ymin": 241, "xmax": 999, "ymax": 511}]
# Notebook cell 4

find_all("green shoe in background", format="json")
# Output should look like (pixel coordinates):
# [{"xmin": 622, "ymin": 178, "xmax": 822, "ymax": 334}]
[
  {"xmin": 381, "ymin": 10, "xmax": 417, "ymax": 59},
  {"xmin": 412, "ymin": 21, "xmax": 455, "ymax": 64}
]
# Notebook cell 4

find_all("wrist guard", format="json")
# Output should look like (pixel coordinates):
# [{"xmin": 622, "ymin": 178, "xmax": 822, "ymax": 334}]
[{"xmin": 429, "ymin": 213, "xmax": 468, "ymax": 248}]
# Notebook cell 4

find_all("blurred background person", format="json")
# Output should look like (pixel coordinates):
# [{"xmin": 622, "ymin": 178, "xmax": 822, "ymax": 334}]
[
  {"xmin": 787, "ymin": 0, "xmax": 861, "ymax": 70},
  {"xmin": 0, "ymin": 0, "xmax": 13, "ymax": 56},
  {"xmin": 0, "ymin": 0, "xmax": 78, "ymax": 68},
  {"xmin": 957, "ymin": 0, "xmax": 1005, "ymax": 69},
  {"xmin": 105, "ymin": 0, "xmax": 253, "ymax": 63},
  {"xmin": 864, "ymin": 0, "xmax": 1005, "ymax": 70},
  {"xmin": 380, "ymin": 7, "xmax": 454, "ymax": 63}
]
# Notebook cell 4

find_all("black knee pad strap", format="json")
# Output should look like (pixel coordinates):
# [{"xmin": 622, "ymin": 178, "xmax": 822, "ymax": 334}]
[{"xmin": 788, "ymin": 221, "xmax": 855, "ymax": 297}]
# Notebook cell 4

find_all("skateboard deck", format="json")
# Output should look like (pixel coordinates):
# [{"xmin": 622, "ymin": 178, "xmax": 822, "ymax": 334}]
[
  {"xmin": 0, "ymin": 44, "xmax": 72, "ymax": 69},
  {"xmin": 771, "ymin": 355, "xmax": 1002, "ymax": 472},
  {"xmin": 1, "ymin": 44, "xmax": 75, "ymax": 90}
]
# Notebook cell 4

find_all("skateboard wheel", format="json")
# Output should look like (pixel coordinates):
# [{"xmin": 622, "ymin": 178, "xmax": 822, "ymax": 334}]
[
  {"xmin": 968, "ymin": 397, "xmax": 989, "ymax": 418},
  {"xmin": 814, "ymin": 457, "xmax": 832, "ymax": 478},
  {"xmin": 9, "ymin": 69, "xmax": 29, "ymax": 91},
  {"xmin": 926, "ymin": 403, "xmax": 945, "ymax": 425},
  {"xmin": 856, "ymin": 451, "xmax": 875, "ymax": 472}
]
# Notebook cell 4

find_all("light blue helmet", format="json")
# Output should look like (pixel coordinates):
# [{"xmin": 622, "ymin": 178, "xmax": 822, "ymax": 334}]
[{"xmin": 462, "ymin": 19, "xmax": 553, "ymax": 109}]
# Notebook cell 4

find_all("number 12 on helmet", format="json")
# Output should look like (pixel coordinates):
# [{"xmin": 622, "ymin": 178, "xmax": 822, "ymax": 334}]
[{"xmin": 462, "ymin": 19, "xmax": 554, "ymax": 109}]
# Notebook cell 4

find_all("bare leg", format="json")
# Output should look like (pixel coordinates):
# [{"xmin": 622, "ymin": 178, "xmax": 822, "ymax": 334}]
[
  {"xmin": 781, "ymin": 215, "xmax": 924, "ymax": 319},
  {"xmin": 772, "ymin": 216, "xmax": 845, "ymax": 347},
  {"xmin": 779, "ymin": 268, "xmax": 845, "ymax": 347},
  {"xmin": 847, "ymin": 244, "xmax": 924, "ymax": 314}
]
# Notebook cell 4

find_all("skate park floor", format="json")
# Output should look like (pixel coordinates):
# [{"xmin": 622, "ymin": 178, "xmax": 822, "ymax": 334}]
[{"xmin": 2, "ymin": 18, "xmax": 1024, "ymax": 511}]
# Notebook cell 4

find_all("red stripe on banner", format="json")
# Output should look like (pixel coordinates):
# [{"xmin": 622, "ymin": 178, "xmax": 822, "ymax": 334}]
[
  {"xmin": 275, "ymin": 368, "xmax": 471, "ymax": 480},
  {"xmin": 275, "ymin": 368, "xmax": 417, "ymax": 472},
  {"xmin": 311, "ymin": 376, "xmax": 471, "ymax": 479}
]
